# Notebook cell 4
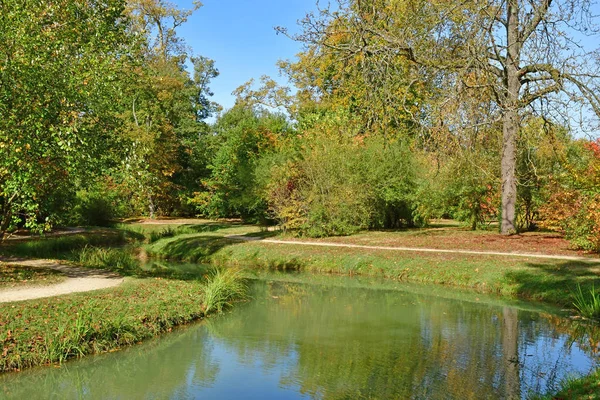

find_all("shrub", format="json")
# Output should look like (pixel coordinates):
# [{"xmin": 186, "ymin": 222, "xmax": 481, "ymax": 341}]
[
  {"xmin": 539, "ymin": 139, "xmax": 600, "ymax": 251},
  {"xmin": 260, "ymin": 134, "xmax": 420, "ymax": 237}
]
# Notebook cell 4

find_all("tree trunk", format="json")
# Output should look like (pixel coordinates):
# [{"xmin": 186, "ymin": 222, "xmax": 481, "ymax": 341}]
[
  {"xmin": 501, "ymin": 0, "xmax": 521, "ymax": 235},
  {"xmin": 148, "ymin": 193, "xmax": 155, "ymax": 219},
  {"xmin": 501, "ymin": 109, "xmax": 518, "ymax": 234}
]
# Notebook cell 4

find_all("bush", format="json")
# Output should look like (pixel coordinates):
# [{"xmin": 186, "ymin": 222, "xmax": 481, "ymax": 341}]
[
  {"xmin": 260, "ymin": 134, "xmax": 420, "ymax": 237},
  {"xmin": 539, "ymin": 139, "xmax": 600, "ymax": 251},
  {"xmin": 76, "ymin": 194, "xmax": 114, "ymax": 227}
]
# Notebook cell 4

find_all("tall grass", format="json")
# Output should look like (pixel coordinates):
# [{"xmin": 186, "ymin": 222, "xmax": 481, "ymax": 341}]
[
  {"xmin": 78, "ymin": 246, "xmax": 139, "ymax": 274},
  {"xmin": 203, "ymin": 267, "xmax": 248, "ymax": 314},
  {"xmin": 572, "ymin": 284, "xmax": 600, "ymax": 320},
  {"xmin": 1, "ymin": 232, "xmax": 130, "ymax": 258}
]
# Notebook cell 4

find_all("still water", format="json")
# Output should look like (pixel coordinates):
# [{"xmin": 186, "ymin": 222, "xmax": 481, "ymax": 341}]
[{"xmin": 0, "ymin": 272, "xmax": 598, "ymax": 399}]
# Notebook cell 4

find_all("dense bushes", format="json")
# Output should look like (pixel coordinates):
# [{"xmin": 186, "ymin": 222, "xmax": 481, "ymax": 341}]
[
  {"xmin": 540, "ymin": 139, "xmax": 600, "ymax": 251},
  {"xmin": 260, "ymin": 134, "xmax": 420, "ymax": 237}
]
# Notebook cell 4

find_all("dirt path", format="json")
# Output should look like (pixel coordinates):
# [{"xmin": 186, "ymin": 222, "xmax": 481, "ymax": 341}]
[
  {"xmin": 0, "ymin": 258, "xmax": 124, "ymax": 303},
  {"xmin": 227, "ymin": 235, "xmax": 600, "ymax": 263}
]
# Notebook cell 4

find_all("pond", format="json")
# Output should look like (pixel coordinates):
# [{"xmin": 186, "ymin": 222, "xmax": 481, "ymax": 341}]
[{"xmin": 0, "ymin": 268, "xmax": 598, "ymax": 399}]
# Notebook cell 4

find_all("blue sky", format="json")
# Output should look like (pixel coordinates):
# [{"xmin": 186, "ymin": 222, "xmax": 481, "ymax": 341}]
[
  {"xmin": 173, "ymin": 0, "xmax": 317, "ymax": 112},
  {"xmin": 172, "ymin": 0, "xmax": 600, "ymax": 126}
]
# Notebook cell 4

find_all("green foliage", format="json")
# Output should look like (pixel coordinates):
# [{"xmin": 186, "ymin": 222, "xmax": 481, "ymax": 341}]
[
  {"xmin": 202, "ymin": 267, "xmax": 248, "ymax": 314},
  {"xmin": 73, "ymin": 192, "xmax": 115, "ymax": 228},
  {"xmin": 262, "ymin": 132, "xmax": 420, "ymax": 237},
  {"xmin": 190, "ymin": 106, "xmax": 290, "ymax": 221},
  {"xmin": 572, "ymin": 283, "xmax": 600, "ymax": 320},
  {"xmin": 0, "ymin": 0, "xmax": 136, "ymax": 236}
]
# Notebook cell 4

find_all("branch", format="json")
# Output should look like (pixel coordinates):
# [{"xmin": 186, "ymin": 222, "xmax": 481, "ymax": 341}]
[
  {"xmin": 520, "ymin": 0, "xmax": 552, "ymax": 43},
  {"xmin": 519, "ymin": 82, "xmax": 562, "ymax": 106}
]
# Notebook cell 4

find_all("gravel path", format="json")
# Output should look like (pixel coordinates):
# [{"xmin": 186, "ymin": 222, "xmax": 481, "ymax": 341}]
[
  {"xmin": 227, "ymin": 235, "xmax": 600, "ymax": 263},
  {"xmin": 0, "ymin": 258, "xmax": 124, "ymax": 303}
]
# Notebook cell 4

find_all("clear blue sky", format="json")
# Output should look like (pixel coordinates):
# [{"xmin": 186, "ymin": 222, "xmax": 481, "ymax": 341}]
[{"xmin": 174, "ymin": 0, "xmax": 317, "ymax": 112}]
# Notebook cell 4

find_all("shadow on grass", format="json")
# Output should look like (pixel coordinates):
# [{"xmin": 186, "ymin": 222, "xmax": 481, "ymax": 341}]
[
  {"xmin": 504, "ymin": 261, "xmax": 600, "ymax": 306},
  {"xmin": 149, "ymin": 235, "xmax": 243, "ymax": 263},
  {"xmin": 175, "ymin": 223, "xmax": 234, "ymax": 234},
  {"xmin": 0, "ymin": 230, "xmax": 140, "ymax": 259},
  {"xmin": 238, "ymin": 230, "xmax": 281, "ymax": 239},
  {"xmin": 147, "ymin": 230, "xmax": 305, "ymax": 273}
]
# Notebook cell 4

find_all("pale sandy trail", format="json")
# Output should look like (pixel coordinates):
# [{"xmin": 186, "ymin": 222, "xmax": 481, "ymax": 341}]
[
  {"xmin": 0, "ymin": 258, "xmax": 124, "ymax": 303},
  {"xmin": 226, "ymin": 235, "xmax": 600, "ymax": 263}
]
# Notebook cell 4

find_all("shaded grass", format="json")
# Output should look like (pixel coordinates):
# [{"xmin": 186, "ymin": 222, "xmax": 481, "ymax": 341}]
[
  {"xmin": 146, "ymin": 235, "xmax": 241, "ymax": 262},
  {"xmin": 0, "ymin": 230, "xmax": 135, "ymax": 259},
  {"xmin": 0, "ymin": 273, "xmax": 247, "ymax": 372},
  {"xmin": 77, "ymin": 245, "xmax": 139, "ymax": 275},
  {"xmin": 0, "ymin": 264, "xmax": 66, "ymax": 288}
]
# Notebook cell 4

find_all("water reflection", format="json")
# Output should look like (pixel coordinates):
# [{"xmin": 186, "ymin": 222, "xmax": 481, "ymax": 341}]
[{"xmin": 1, "ymin": 279, "xmax": 597, "ymax": 399}]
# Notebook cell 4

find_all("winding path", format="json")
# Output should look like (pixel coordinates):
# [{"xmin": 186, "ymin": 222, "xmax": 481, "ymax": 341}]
[
  {"xmin": 227, "ymin": 235, "xmax": 600, "ymax": 263},
  {"xmin": 0, "ymin": 258, "xmax": 124, "ymax": 303}
]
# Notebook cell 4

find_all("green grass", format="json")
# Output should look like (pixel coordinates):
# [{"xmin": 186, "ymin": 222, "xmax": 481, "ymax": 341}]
[
  {"xmin": 203, "ymin": 267, "xmax": 248, "ymax": 314},
  {"xmin": 572, "ymin": 283, "xmax": 600, "ymax": 320},
  {"xmin": 0, "ymin": 230, "xmax": 135, "ymax": 259},
  {"xmin": 0, "ymin": 264, "xmax": 66, "ymax": 288},
  {"xmin": 531, "ymin": 369, "xmax": 600, "ymax": 399},
  {"xmin": 77, "ymin": 245, "xmax": 140, "ymax": 274},
  {"xmin": 0, "ymin": 273, "xmax": 247, "ymax": 372}
]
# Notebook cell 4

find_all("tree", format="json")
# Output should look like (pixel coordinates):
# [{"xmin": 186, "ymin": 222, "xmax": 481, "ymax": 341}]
[
  {"xmin": 116, "ymin": 0, "xmax": 218, "ymax": 217},
  {"xmin": 190, "ymin": 105, "xmax": 289, "ymax": 221},
  {"xmin": 280, "ymin": 0, "xmax": 600, "ymax": 234},
  {"xmin": 0, "ymin": 0, "xmax": 135, "ymax": 238}
]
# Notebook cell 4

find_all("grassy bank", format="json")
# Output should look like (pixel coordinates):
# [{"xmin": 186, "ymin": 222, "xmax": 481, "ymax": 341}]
[
  {"xmin": 144, "ymin": 228, "xmax": 600, "ymax": 310},
  {"xmin": 533, "ymin": 369, "xmax": 600, "ymax": 399},
  {"xmin": 0, "ymin": 229, "xmax": 137, "ymax": 260},
  {"xmin": 0, "ymin": 267, "xmax": 246, "ymax": 373}
]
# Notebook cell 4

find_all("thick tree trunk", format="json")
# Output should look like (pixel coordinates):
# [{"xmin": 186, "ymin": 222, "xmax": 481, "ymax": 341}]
[
  {"xmin": 501, "ymin": 110, "xmax": 518, "ymax": 234},
  {"xmin": 501, "ymin": 0, "xmax": 521, "ymax": 235}
]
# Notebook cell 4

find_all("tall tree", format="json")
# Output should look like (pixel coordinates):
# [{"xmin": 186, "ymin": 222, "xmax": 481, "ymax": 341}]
[
  {"xmin": 281, "ymin": 0, "xmax": 600, "ymax": 234},
  {"xmin": 118, "ymin": 0, "xmax": 218, "ymax": 217},
  {"xmin": 0, "ymin": 0, "xmax": 135, "ymax": 238}
]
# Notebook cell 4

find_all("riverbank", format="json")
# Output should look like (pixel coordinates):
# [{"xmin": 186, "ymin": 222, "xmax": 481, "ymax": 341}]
[
  {"xmin": 0, "ymin": 256, "xmax": 246, "ymax": 372},
  {"xmin": 2, "ymin": 221, "xmax": 599, "ymax": 397},
  {"xmin": 141, "ymin": 222, "xmax": 600, "ymax": 310}
]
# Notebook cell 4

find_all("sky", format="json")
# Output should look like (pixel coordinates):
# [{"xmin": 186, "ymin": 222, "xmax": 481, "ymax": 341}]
[{"xmin": 173, "ymin": 0, "xmax": 318, "ymax": 112}]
